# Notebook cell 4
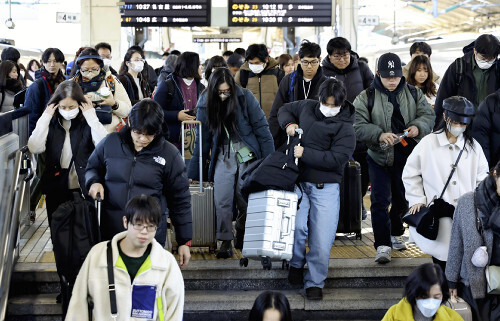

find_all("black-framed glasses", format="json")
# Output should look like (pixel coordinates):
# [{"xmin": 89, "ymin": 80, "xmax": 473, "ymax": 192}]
[
  {"xmin": 332, "ymin": 53, "xmax": 350, "ymax": 60},
  {"xmin": 131, "ymin": 223, "xmax": 157, "ymax": 232},
  {"xmin": 300, "ymin": 59, "xmax": 319, "ymax": 67},
  {"xmin": 218, "ymin": 89, "xmax": 231, "ymax": 95}
]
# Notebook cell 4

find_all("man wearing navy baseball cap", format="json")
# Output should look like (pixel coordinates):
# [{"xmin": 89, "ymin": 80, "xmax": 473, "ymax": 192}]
[{"xmin": 353, "ymin": 52, "xmax": 435, "ymax": 264}]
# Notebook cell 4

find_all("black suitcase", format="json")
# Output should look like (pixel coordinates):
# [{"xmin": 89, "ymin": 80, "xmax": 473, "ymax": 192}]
[{"xmin": 337, "ymin": 159, "xmax": 363, "ymax": 239}]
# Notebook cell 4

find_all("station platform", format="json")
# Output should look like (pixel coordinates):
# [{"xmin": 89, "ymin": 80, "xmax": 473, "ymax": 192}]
[{"xmin": 8, "ymin": 196, "xmax": 432, "ymax": 321}]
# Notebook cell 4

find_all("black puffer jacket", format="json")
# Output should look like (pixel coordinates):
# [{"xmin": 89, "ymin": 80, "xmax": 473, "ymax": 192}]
[
  {"xmin": 434, "ymin": 49, "xmax": 500, "ymax": 129},
  {"xmin": 472, "ymin": 89, "xmax": 500, "ymax": 168},
  {"xmin": 42, "ymin": 115, "xmax": 95, "ymax": 196},
  {"xmin": 85, "ymin": 126, "xmax": 192, "ymax": 243},
  {"xmin": 321, "ymin": 51, "xmax": 374, "ymax": 103},
  {"xmin": 268, "ymin": 65, "xmax": 327, "ymax": 150},
  {"xmin": 277, "ymin": 99, "xmax": 356, "ymax": 184}
]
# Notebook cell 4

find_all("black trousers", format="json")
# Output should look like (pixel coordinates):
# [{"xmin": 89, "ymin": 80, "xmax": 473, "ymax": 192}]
[{"xmin": 458, "ymin": 282, "xmax": 500, "ymax": 321}]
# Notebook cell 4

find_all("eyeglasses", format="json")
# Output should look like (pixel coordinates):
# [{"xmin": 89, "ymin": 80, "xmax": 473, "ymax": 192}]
[
  {"xmin": 332, "ymin": 53, "xmax": 350, "ymax": 61},
  {"xmin": 131, "ymin": 223, "xmax": 157, "ymax": 232},
  {"xmin": 218, "ymin": 89, "xmax": 231, "ymax": 95},
  {"xmin": 81, "ymin": 68, "xmax": 100, "ymax": 72},
  {"xmin": 131, "ymin": 129, "xmax": 155, "ymax": 139},
  {"xmin": 300, "ymin": 59, "xmax": 319, "ymax": 67}
]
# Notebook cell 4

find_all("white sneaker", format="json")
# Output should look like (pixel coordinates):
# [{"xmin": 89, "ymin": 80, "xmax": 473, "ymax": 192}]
[
  {"xmin": 391, "ymin": 235, "xmax": 407, "ymax": 251},
  {"xmin": 375, "ymin": 246, "xmax": 392, "ymax": 264}
]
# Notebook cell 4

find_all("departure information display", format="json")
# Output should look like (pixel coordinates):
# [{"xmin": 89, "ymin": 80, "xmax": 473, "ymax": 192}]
[
  {"xmin": 120, "ymin": 0, "xmax": 210, "ymax": 27},
  {"xmin": 228, "ymin": 0, "xmax": 332, "ymax": 26}
]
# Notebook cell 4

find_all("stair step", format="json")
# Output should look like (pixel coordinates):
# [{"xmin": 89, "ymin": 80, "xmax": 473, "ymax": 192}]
[{"xmin": 7, "ymin": 288, "xmax": 400, "ymax": 320}]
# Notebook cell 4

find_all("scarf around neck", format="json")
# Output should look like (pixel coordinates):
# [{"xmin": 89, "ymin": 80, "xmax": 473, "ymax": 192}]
[
  {"xmin": 40, "ymin": 66, "xmax": 66, "ymax": 93},
  {"xmin": 74, "ymin": 69, "xmax": 106, "ymax": 94},
  {"xmin": 475, "ymin": 175, "xmax": 500, "ymax": 236}
]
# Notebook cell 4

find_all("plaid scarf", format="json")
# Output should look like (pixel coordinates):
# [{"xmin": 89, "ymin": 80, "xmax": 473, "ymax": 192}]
[
  {"xmin": 39, "ymin": 66, "xmax": 66, "ymax": 93},
  {"xmin": 73, "ymin": 69, "xmax": 106, "ymax": 94},
  {"xmin": 476, "ymin": 175, "xmax": 500, "ymax": 236}
]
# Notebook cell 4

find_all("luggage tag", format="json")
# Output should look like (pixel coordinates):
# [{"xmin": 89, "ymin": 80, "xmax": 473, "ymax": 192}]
[{"xmin": 131, "ymin": 284, "xmax": 157, "ymax": 320}]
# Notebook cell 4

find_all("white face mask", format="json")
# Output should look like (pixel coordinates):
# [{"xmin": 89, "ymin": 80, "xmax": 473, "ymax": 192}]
[
  {"xmin": 416, "ymin": 298, "xmax": 441, "ymax": 318},
  {"xmin": 220, "ymin": 93, "xmax": 230, "ymax": 101},
  {"xmin": 130, "ymin": 61, "xmax": 144, "ymax": 73},
  {"xmin": 183, "ymin": 78, "xmax": 194, "ymax": 86},
  {"xmin": 81, "ymin": 70, "xmax": 100, "ymax": 80},
  {"xmin": 59, "ymin": 108, "xmax": 79, "ymax": 120},
  {"xmin": 249, "ymin": 63, "xmax": 265, "ymax": 74},
  {"xmin": 446, "ymin": 122, "xmax": 466, "ymax": 137},
  {"xmin": 319, "ymin": 104, "xmax": 341, "ymax": 117},
  {"xmin": 103, "ymin": 58, "xmax": 112, "ymax": 68},
  {"xmin": 475, "ymin": 55, "xmax": 495, "ymax": 70}
]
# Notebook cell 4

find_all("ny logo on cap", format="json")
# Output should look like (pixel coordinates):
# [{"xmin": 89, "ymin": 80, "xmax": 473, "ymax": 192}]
[{"xmin": 388, "ymin": 60, "xmax": 395, "ymax": 68}]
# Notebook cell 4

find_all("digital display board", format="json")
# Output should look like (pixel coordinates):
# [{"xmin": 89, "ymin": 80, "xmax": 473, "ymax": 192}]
[
  {"xmin": 120, "ymin": 0, "xmax": 210, "ymax": 27},
  {"xmin": 228, "ymin": 0, "xmax": 332, "ymax": 27}
]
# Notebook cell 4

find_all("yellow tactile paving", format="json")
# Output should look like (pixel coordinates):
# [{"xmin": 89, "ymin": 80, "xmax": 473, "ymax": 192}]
[
  {"xmin": 40, "ymin": 251, "xmax": 55, "ymax": 263},
  {"xmin": 330, "ymin": 246, "xmax": 367, "ymax": 259}
]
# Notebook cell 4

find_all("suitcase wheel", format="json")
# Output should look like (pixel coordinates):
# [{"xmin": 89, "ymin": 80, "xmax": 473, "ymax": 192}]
[
  {"xmin": 261, "ymin": 257, "xmax": 272, "ymax": 270},
  {"xmin": 356, "ymin": 232, "xmax": 362, "ymax": 240},
  {"xmin": 209, "ymin": 245, "xmax": 217, "ymax": 254},
  {"xmin": 239, "ymin": 258, "xmax": 249, "ymax": 268},
  {"xmin": 281, "ymin": 260, "xmax": 290, "ymax": 270}
]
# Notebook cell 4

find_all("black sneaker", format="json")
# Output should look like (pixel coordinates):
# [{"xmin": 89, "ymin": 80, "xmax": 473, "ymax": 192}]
[
  {"xmin": 234, "ymin": 228, "xmax": 244, "ymax": 250},
  {"xmin": 216, "ymin": 240, "xmax": 233, "ymax": 259},
  {"xmin": 288, "ymin": 266, "xmax": 304, "ymax": 285},
  {"xmin": 362, "ymin": 205, "xmax": 368, "ymax": 220},
  {"xmin": 56, "ymin": 293, "xmax": 62, "ymax": 303},
  {"xmin": 305, "ymin": 287, "xmax": 323, "ymax": 300}
]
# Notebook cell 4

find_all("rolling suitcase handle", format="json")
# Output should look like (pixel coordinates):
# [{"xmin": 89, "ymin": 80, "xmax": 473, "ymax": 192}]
[
  {"xmin": 286, "ymin": 128, "xmax": 303, "ymax": 166},
  {"xmin": 95, "ymin": 192, "xmax": 102, "ymax": 241},
  {"xmin": 182, "ymin": 120, "xmax": 203, "ymax": 193}
]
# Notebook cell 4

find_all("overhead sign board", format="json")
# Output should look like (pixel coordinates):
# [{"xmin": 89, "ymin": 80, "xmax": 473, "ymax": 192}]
[
  {"xmin": 56, "ymin": 12, "xmax": 81, "ymax": 23},
  {"xmin": 120, "ymin": 0, "xmax": 210, "ymax": 27},
  {"xmin": 228, "ymin": 0, "xmax": 332, "ymax": 27},
  {"xmin": 358, "ymin": 15, "xmax": 379, "ymax": 26},
  {"xmin": 193, "ymin": 34, "xmax": 242, "ymax": 43}
]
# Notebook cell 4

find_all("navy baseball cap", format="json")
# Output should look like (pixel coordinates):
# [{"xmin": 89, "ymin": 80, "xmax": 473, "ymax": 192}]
[{"xmin": 377, "ymin": 53, "xmax": 403, "ymax": 78}]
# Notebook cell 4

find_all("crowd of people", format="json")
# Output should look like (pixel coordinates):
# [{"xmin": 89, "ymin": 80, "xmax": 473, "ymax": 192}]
[{"xmin": 1, "ymin": 33, "xmax": 500, "ymax": 320}]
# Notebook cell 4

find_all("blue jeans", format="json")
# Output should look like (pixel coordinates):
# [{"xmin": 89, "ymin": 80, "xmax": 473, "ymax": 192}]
[
  {"xmin": 366, "ymin": 154, "xmax": 408, "ymax": 249},
  {"xmin": 291, "ymin": 182, "xmax": 340, "ymax": 289}
]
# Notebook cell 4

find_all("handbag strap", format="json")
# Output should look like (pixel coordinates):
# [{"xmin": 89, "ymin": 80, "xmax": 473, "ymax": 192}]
[
  {"xmin": 106, "ymin": 241, "xmax": 118, "ymax": 319},
  {"xmin": 473, "ymin": 192, "xmax": 486, "ymax": 246},
  {"xmin": 439, "ymin": 140, "xmax": 466, "ymax": 199}
]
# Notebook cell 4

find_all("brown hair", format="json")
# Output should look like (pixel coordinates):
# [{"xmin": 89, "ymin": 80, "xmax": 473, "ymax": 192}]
[
  {"xmin": 407, "ymin": 55, "xmax": 436, "ymax": 97},
  {"xmin": 278, "ymin": 54, "xmax": 293, "ymax": 69}
]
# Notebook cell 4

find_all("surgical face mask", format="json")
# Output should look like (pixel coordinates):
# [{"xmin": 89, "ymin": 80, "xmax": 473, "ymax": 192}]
[
  {"xmin": 183, "ymin": 78, "xmax": 194, "ymax": 86},
  {"xmin": 319, "ymin": 104, "xmax": 341, "ymax": 117},
  {"xmin": 81, "ymin": 70, "xmax": 100, "ymax": 80},
  {"xmin": 220, "ymin": 93, "xmax": 230, "ymax": 101},
  {"xmin": 59, "ymin": 108, "xmax": 79, "ymax": 120},
  {"xmin": 416, "ymin": 298, "xmax": 441, "ymax": 318},
  {"xmin": 130, "ymin": 61, "xmax": 144, "ymax": 73},
  {"xmin": 446, "ymin": 121, "xmax": 466, "ymax": 137},
  {"xmin": 475, "ymin": 55, "xmax": 495, "ymax": 70},
  {"xmin": 249, "ymin": 63, "xmax": 265, "ymax": 74},
  {"xmin": 103, "ymin": 58, "xmax": 112, "ymax": 68}
]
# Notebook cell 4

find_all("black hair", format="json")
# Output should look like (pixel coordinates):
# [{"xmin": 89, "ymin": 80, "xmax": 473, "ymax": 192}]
[
  {"xmin": 248, "ymin": 291, "xmax": 292, "ymax": 321},
  {"xmin": 128, "ymin": 99, "xmax": 164, "ymax": 136},
  {"xmin": 119, "ymin": 49, "xmax": 143, "ymax": 75},
  {"xmin": 404, "ymin": 263, "xmax": 449, "ymax": 308},
  {"xmin": 124, "ymin": 195, "xmax": 162, "ymax": 227},
  {"xmin": 95, "ymin": 42, "xmax": 112, "ymax": 53},
  {"xmin": 318, "ymin": 78, "xmax": 346, "ymax": 107},
  {"xmin": 1, "ymin": 47, "xmax": 20, "ymax": 63},
  {"xmin": 474, "ymin": 34, "xmax": 500, "ymax": 59},
  {"xmin": 128, "ymin": 45, "xmax": 144, "ymax": 55},
  {"xmin": 298, "ymin": 40, "xmax": 321, "ymax": 59},
  {"xmin": 326, "ymin": 37, "xmax": 351, "ymax": 56},
  {"xmin": 162, "ymin": 51, "xmax": 170, "ymax": 57},
  {"xmin": 434, "ymin": 111, "xmax": 475, "ymax": 153},
  {"xmin": 0, "ymin": 60, "xmax": 17, "ymax": 88},
  {"xmin": 234, "ymin": 48, "xmax": 246, "ymax": 57},
  {"xmin": 409, "ymin": 42, "xmax": 432, "ymax": 57},
  {"xmin": 41, "ymin": 48, "xmax": 65, "ymax": 64},
  {"xmin": 493, "ymin": 160, "xmax": 500, "ymax": 176},
  {"xmin": 206, "ymin": 68, "xmax": 238, "ymax": 135},
  {"xmin": 174, "ymin": 51, "xmax": 201, "ymax": 79},
  {"xmin": 46, "ymin": 80, "xmax": 87, "ymax": 121},
  {"xmin": 245, "ymin": 44, "xmax": 269, "ymax": 63},
  {"xmin": 27, "ymin": 59, "xmax": 41, "ymax": 72},
  {"xmin": 204, "ymin": 55, "xmax": 227, "ymax": 81},
  {"xmin": 222, "ymin": 50, "xmax": 234, "ymax": 57},
  {"xmin": 170, "ymin": 50, "xmax": 181, "ymax": 56}
]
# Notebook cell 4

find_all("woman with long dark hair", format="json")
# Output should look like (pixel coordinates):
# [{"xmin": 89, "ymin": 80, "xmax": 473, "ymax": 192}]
[
  {"xmin": 72, "ymin": 47, "xmax": 131, "ymax": 133},
  {"xmin": 188, "ymin": 68, "xmax": 274, "ymax": 259},
  {"xmin": 26, "ymin": 59, "xmax": 41, "ymax": 83},
  {"xmin": 0, "ymin": 60, "xmax": 24, "ymax": 112},
  {"xmin": 403, "ymin": 96, "xmax": 489, "ymax": 271},
  {"xmin": 153, "ymin": 51, "xmax": 204, "ymax": 150},
  {"xmin": 118, "ymin": 49, "xmax": 152, "ymax": 105},
  {"xmin": 249, "ymin": 291, "xmax": 292, "ymax": 321},
  {"xmin": 407, "ymin": 55, "xmax": 438, "ymax": 107}
]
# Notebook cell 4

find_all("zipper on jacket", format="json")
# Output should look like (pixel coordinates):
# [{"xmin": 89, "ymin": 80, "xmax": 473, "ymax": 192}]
[
  {"xmin": 258, "ymin": 76, "xmax": 262, "ymax": 107},
  {"xmin": 127, "ymin": 156, "xmax": 137, "ymax": 201}
]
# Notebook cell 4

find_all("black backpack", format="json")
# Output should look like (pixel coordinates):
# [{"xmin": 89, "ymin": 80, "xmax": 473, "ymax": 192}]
[
  {"xmin": 239, "ymin": 67, "xmax": 285, "ymax": 88},
  {"xmin": 365, "ymin": 83, "xmax": 418, "ymax": 114}
]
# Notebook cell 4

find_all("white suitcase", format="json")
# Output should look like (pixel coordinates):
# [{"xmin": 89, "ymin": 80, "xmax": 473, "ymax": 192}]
[{"xmin": 241, "ymin": 189, "xmax": 298, "ymax": 270}]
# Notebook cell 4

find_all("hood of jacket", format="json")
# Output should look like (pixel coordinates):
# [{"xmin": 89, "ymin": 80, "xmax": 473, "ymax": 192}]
[
  {"xmin": 321, "ymin": 50, "xmax": 361, "ymax": 75},
  {"xmin": 240, "ymin": 57, "xmax": 280, "ymax": 72}
]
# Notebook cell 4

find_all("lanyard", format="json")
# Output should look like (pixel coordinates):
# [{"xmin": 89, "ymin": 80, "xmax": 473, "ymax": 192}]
[{"xmin": 303, "ymin": 79, "xmax": 311, "ymax": 99}]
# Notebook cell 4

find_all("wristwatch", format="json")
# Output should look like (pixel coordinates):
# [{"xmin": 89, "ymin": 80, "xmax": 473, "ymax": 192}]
[{"xmin": 112, "ymin": 102, "xmax": 119, "ymax": 110}]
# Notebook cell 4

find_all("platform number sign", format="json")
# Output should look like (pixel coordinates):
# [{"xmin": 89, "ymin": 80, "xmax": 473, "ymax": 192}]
[{"xmin": 56, "ymin": 12, "xmax": 80, "ymax": 23}]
